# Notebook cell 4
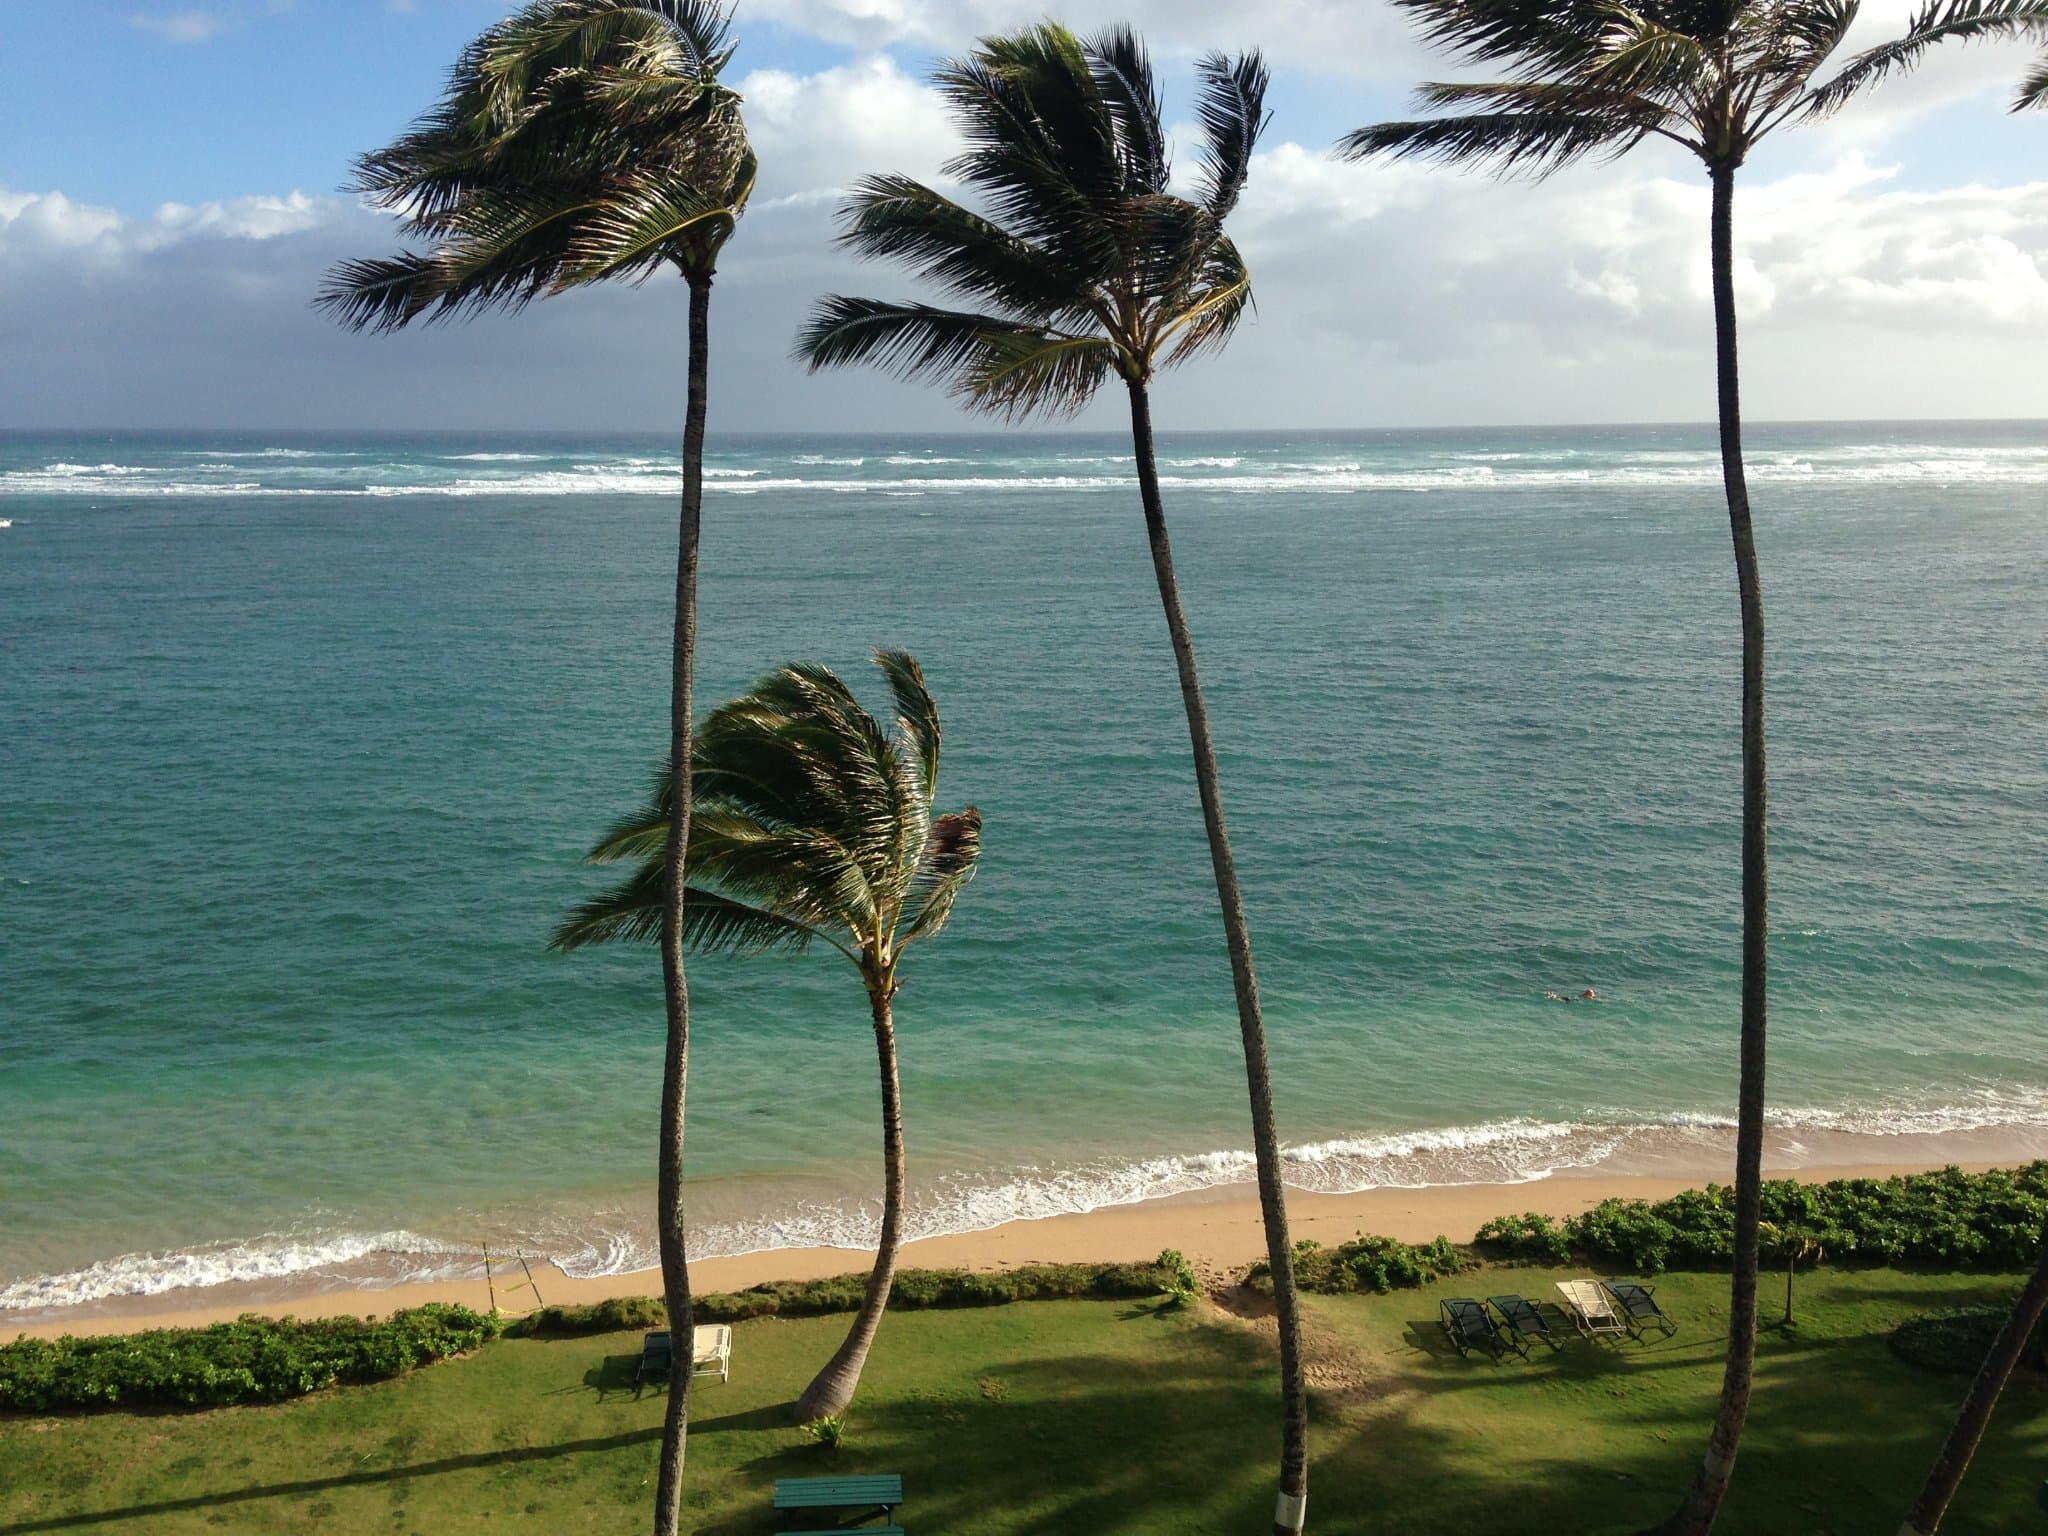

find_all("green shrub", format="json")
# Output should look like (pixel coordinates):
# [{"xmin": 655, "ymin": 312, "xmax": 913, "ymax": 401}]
[
  {"xmin": 1156, "ymin": 1249, "xmax": 1201, "ymax": 1308},
  {"xmin": 1249, "ymin": 1234, "xmax": 1470, "ymax": 1296},
  {"xmin": 508, "ymin": 1259, "xmax": 1182, "ymax": 1339},
  {"xmin": 0, "ymin": 1304, "xmax": 500, "ymax": 1413},
  {"xmin": 1562, "ymin": 1165, "xmax": 2048, "ymax": 1275},
  {"xmin": 801, "ymin": 1413, "xmax": 845, "ymax": 1449},
  {"xmin": 1473, "ymin": 1211, "xmax": 1573, "ymax": 1265}
]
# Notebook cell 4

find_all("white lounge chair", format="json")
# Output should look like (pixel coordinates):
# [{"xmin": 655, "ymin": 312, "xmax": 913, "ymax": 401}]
[
  {"xmin": 1556, "ymin": 1279, "xmax": 1628, "ymax": 1340},
  {"xmin": 691, "ymin": 1323, "xmax": 732, "ymax": 1383}
]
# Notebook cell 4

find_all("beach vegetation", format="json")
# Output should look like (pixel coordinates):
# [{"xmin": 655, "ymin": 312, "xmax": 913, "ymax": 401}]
[
  {"xmin": 508, "ymin": 1259, "xmax": 1189, "ymax": 1339},
  {"xmin": 0, "ymin": 1304, "xmax": 499, "ymax": 1413},
  {"xmin": 794, "ymin": 26, "xmax": 1313, "ymax": 1531},
  {"xmin": 1343, "ymin": 6, "xmax": 2048, "ymax": 1529},
  {"xmin": 317, "ymin": 3, "xmax": 757, "ymax": 1530},
  {"xmin": 799, "ymin": 1412, "xmax": 845, "ymax": 1449},
  {"xmin": 1251, "ymin": 1234, "xmax": 1470, "ymax": 1295},
  {"xmin": 1473, "ymin": 1211, "xmax": 1574, "ymax": 1265},
  {"xmin": 554, "ymin": 651, "xmax": 981, "ymax": 1424}
]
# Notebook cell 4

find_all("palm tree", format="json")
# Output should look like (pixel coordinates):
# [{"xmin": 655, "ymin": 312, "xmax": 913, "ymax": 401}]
[
  {"xmin": 1899, "ymin": 1223, "xmax": 2048, "ymax": 1534},
  {"xmin": 554, "ymin": 650, "xmax": 983, "ymax": 1421},
  {"xmin": 793, "ymin": 26, "xmax": 1311, "ymax": 1530},
  {"xmin": 1341, "ymin": 4, "xmax": 2048, "ymax": 1531},
  {"xmin": 316, "ymin": 6, "xmax": 753, "ymax": 1531}
]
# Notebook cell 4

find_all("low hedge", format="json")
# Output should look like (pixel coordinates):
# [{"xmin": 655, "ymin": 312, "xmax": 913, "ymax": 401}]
[
  {"xmin": 510, "ymin": 1258, "xmax": 1185, "ymax": 1339},
  {"xmin": 1475, "ymin": 1164, "xmax": 2048, "ymax": 1275},
  {"xmin": 1247, "ymin": 1235, "xmax": 1470, "ymax": 1296},
  {"xmin": 0, "ymin": 1304, "xmax": 500, "ymax": 1413}
]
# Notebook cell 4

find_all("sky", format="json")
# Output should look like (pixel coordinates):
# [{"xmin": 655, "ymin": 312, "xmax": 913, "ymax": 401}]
[{"xmin": 4, "ymin": 0, "xmax": 2048, "ymax": 432}]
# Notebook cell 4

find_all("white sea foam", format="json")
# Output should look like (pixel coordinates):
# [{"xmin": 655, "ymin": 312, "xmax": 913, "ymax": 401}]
[
  {"xmin": 12, "ymin": 1094, "xmax": 2048, "ymax": 1311},
  {"xmin": 13, "ymin": 447, "xmax": 2048, "ymax": 500},
  {"xmin": 0, "ymin": 1230, "xmax": 470, "ymax": 1313}
]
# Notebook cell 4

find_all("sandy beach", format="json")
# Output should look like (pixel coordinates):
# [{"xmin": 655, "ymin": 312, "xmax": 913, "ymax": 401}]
[{"xmin": 9, "ymin": 1153, "xmax": 2017, "ymax": 1342}]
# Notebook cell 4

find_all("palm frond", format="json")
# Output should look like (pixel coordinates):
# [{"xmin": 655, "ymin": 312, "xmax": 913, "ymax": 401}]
[
  {"xmin": 901, "ymin": 808, "xmax": 984, "ymax": 946},
  {"xmin": 550, "ymin": 864, "xmax": 821, "ymax": 954},
  {"xmin": 1391, "ymin": 0, "xmax": 1611, "ymax": 70},
  {"xmin": 834, "ymin": 175, "xmax": 1087, "ymax": 317},
  {"xmin": 1805, "ymin": 0, "xmax": 2048, "ymax": 118},
  {"xmin": 1084, "ymin": 23, "xmax": 1170, "ymax": 196},
  {"xmin": 1339, "ymin": 106, "xmax": 1653, "ymax": 174},
  {"xmin": 1159, "ymin": 237, "xmax": 1254, "ymax": 370},
  {"xmin": 874, "ymin": 648, "xmax": 941, "ymax": 803},
  {"xmin": 322, "ymin": 0, "xmax": 752, "ymax": 331},
  {"xmin": 2018, "ymin": 47, "xmax": 2048, "ymax": 103},
  {"xmin": 315, "ymin": 254, "xmax": 441, "ymax": 333},
  {"xmin": 557, "ymin": 650, "xmax": 978, "ymax": 971},
  {"xmin": 1190, "ymin": 50, "xmax": 1272, "ymax": 218},
  {"xmin": 796, "ymin": 298, "xmax": 1110, "ymax": 417},
  {"xmin": 801, "ymin": 22, "xmax": 1258, "ymax": 406}
]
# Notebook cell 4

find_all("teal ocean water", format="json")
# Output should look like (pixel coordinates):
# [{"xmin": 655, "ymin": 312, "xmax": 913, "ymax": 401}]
[{"xmin": 2, "ymin": 423, "xmax": 2044, "ymax": 1319}]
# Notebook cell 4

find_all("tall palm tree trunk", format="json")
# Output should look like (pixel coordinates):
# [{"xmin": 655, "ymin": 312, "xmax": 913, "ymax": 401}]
[
  {"xmin": 652, "ymin": 268, "xmax": 713, "ymax": 1536},
  {"xmin": 1662, "ymin": 161, "xmax": 1769, "ymax": 1536},
  {"xmin": 1899, "ymin": 1222, "xmax": 2048, "ymax": 1535},
  {"xmin": 796, "ymin": 983, "xmax": 907, "ymax": 1421},
  {"xmin": 1127, "ymin": 378, "xmax": 1309, "ymax": 1535}
]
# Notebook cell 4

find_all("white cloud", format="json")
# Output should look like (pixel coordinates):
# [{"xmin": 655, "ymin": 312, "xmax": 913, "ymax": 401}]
[
  {"xmin": 739, "ymin": 55, "xmax": 957, "ymax": 208},
  {"xmin": 0, "ymin": 189, "xmax": 324, "ymax": 267},
  {"xmin": 743, "ymin": 0, "xmax": 1425, "ymax": 76},
  {"xmin": 132, "ymin": 10, "xmax": 225, "ymax": 44},
  {"xmin": 7, "ymin": 47, "xmax": 2048, "ymax": 432}
]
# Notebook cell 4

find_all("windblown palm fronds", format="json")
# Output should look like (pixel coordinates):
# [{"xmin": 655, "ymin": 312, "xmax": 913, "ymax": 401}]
[
  {"xmin": 318, "ymin": 0, "xmax": 754, "ymax": 331},
  {"xmin": 1339, "ymin": 0, "xmax": 2048, "ymax": 177},
  {"xmin": 796, "ymin": 22, "xmax": 1268, "ymax": 416},
  {"xmin": 555, "ymin": 649, "xmax": 981, "ymax": 971}
]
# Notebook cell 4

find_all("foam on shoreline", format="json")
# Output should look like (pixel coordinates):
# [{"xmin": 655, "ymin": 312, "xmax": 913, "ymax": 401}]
[{"xmin": 11, "ymin": 1100, "xmax": 2048, "ymax": 1325}]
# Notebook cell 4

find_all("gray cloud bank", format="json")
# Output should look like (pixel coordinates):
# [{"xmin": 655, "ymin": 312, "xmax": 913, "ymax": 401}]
[{"xmin": 6, "ymin": 43, "xmax": 2048, "ymax": 433}]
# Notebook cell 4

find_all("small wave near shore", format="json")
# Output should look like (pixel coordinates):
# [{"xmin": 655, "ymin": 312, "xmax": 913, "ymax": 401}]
[{"xmin": 12, "ymin": 1096, "xmax": 2048, "ymax": 1325}]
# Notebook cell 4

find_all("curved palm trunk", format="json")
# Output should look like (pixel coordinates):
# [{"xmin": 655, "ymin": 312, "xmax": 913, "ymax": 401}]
[
  {"xmin": 1899, "ymin": 1223, "xmax": 2048, "ymax": 1535},
  {"xmin": 795, "ymin": 983, "xmax": 906, "ymax": 1421},
  {"xmin": 1661, "ymin": 162, "xmax": 1768, "ymax": 1536},
  {"xmin": 1127, "ymin": 378, "xmax": 1309, "ymax": 1535},
  {"xmin": 652, "ymin": 269, "xmax": 713, "ymax": 1536}
]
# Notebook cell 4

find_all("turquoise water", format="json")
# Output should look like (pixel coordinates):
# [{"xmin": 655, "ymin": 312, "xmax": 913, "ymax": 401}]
[{"xmin": 2, "ymin": 424, "xmax": 2044, "ymax": 1315}]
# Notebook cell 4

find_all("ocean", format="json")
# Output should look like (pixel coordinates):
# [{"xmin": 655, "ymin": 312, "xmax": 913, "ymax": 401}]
[{"xmin": 2, "ymin": 422, "xmax": 2044, "ymax": 1320}]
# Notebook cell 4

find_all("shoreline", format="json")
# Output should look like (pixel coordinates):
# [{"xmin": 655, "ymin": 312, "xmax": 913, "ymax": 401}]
[{"xmin": 7, "ymin": 1153, "xmax": 2021, "ymax": 1341}]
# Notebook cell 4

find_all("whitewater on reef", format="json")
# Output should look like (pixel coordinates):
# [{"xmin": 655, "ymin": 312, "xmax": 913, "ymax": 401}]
[{"xmin": 3, "ymin": 421, "xmax": 2043, "ymax": 1322}]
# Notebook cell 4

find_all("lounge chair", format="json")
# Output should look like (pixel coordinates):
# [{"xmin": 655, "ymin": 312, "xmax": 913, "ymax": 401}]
[
  {"xmin": 692, "ymin": 1323, "xmax": 733, "ymax": 1382},
  {"xmin": 635, "ymin": 1325, "xmax": 733, "ymax": 1387},
  {"xmin": 636, "ymin": 1330, "xmax": 673, "ymax": 1386},
  {"xmin": 1440, "ymin": 1296, "xmax": 1509, "ymax": 1359},
  {"xmin": 1488, "ymin": 1294, "xmax": 1560, "ymax": 1353},
  {"xmin": 1604, "ymin": 1280, "xmax": 1677, "ymax": 1339},
  {"xmin": 1555, "ymin": 1279, "xmax": 1629, "ymax": 1340}
]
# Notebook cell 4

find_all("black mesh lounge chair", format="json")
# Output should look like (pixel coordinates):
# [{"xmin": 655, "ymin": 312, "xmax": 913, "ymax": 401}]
[
  {"xmin": 1604, "ymin": 1280, "xmax": 1678, "ymax": 1338},
  {"xmin": 1440, "ymin": 1297, "xmax": 1508, "ymax": 1359},
  {"xmin": 1488, "ymin": 1294, "xmax": 1558, "ymax": 1353},
  {"xmin": 636, "ymin": 1330, "xmax": 674, "ymax": 1385}
]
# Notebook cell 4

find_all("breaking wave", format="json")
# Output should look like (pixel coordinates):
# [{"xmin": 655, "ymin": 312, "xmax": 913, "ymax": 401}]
[{"xmin": 13, "ymin": 1091, "xmax": 2048, "ymax": 1313}]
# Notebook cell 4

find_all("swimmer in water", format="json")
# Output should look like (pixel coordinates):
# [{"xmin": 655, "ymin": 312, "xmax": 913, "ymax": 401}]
[{"xmin": 1580, "ymin": 989, "xmax": 1600, "ymax": 1002}]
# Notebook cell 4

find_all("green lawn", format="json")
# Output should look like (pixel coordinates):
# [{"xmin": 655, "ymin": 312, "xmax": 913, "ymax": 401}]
[{"xmin": 3, "ymin": 1267, "xmax": 2043, "ymax": 1535}]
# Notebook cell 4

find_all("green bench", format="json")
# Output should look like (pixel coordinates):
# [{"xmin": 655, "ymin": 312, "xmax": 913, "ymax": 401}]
[{"xmin": 773, "ymin": 1473, "xmax": 903, "ymax": 1529}]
